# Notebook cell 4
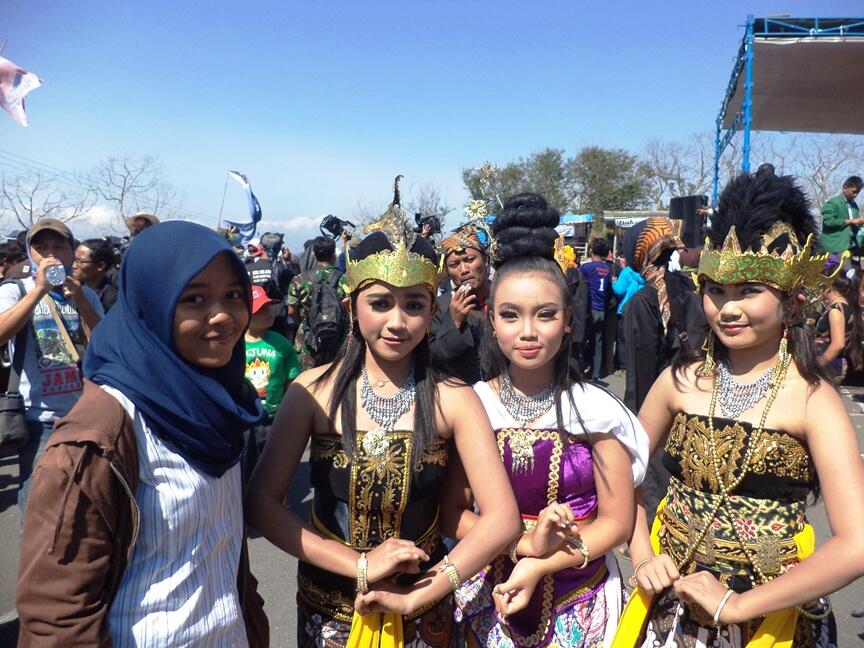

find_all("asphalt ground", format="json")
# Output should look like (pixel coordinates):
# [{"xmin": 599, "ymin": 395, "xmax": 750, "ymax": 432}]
[{"xmin": 1, "ymin": 372, "xmax": 862, "ymax": 645}]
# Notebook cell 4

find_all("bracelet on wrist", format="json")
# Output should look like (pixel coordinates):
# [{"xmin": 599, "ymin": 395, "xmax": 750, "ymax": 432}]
[
  {"xmin": 713, "ymin": 589, "xmax": 734, "ymax": 626},
  {"xmin": 442, "ymin": 554, "xmax": 462, "ymax": 591},
  {"xmin": 356, "ymin": 552, "xmax": 369, "ymax": 594},
  {"xmin": 566, "ymin": 537, "xmax": 590, "ymax": 569},
  {"xmin": 508, "ymin": 535, "xmax": 522, "ymax": 563},
  {"xmin": 628, "ymin": 558, "xmax": 651, "ymax": 588}
]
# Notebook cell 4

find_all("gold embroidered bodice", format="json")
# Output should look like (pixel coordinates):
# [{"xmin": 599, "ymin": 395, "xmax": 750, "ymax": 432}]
[{"xmin": 663, "ymin": 412, "xmax": 814, "ymax": 499}]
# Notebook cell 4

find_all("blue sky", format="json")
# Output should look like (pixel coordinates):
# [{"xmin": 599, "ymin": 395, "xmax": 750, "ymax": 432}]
[{"xmin": 2, "ymin": 1, "xmax": 861, "ymax": 247}]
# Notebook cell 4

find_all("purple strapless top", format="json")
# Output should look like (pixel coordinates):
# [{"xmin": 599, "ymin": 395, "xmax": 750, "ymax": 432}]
[{"xmin": 493, "ymin": 428, "xmax": 607, "ymax": 647}]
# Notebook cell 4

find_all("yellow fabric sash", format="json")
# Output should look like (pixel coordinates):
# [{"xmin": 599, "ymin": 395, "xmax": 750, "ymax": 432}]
[
  {"xmin": 311, "ymin": 511, "xmax": 406, "ymax": 647},
  {"xmin": 346, "ymin": 610, "xmax": 404, "ymax": 648},
  {"xmin": 611, "ymin": 499, "xmax": 816, "ymax": 648}
]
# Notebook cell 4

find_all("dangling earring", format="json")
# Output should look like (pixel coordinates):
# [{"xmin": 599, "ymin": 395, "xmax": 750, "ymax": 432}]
[
  {"xmin": 699, "ymin": 331, "xmax": 717, "ymax": 376},
  {"xmin": 345, "ymin": 298, "xmax": 356, "ymax": 350},
  {"xmin": 778, "ymin": 327, "xmax": 791, "ymax": 368}
]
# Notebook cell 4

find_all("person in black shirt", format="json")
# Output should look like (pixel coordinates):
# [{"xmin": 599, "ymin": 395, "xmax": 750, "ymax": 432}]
[
  {"xmin": 73, "ymin": 238, "xmax": 119, "ymax": 313},
  {"xmin": 429, "ymin": 222, "xmax": 492, "ymax": 383}
]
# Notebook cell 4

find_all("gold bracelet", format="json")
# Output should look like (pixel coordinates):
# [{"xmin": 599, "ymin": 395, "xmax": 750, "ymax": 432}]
[
  {"xmin": 566, "ymin": 537, "xmax": 590, "ymax": 569},
  {"xmin": 713, "ymin": 589, "xmax": 734, "ymax": 627},
  {"xmin": 442, "ymin": 554, "xmax": 461, "ymax": 591},
  {"xmin": 508, "ymin": 535, "xmax": 522, "ymax": 563},
  {"xmin": 628, "ymin": 558, "xmax": 651, "ymax": 588},
  {"xmin": 356, "ymin": 552, "xmax": 369, "ymax": 594}
]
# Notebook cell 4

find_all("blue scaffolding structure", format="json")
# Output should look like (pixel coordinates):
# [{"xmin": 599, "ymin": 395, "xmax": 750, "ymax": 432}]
[{"xmin": 712, "ymin": 16, "xmax": 864, "ymax": 206}]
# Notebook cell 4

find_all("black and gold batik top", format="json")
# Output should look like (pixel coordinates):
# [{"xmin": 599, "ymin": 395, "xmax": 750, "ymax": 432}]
[
  {"xmin": 659, "ymin": 412, "xmax": 815, "ymax": 589},
  {"xmin": 298, "ymin": 430, "xmax": 450, "ymax": 622}
]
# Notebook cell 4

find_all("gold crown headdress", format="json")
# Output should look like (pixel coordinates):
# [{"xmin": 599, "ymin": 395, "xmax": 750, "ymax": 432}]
[
  {"xmin": 345, "ymin": 175, "xmax": 440, "ymax": 294},
  {"xmin": 696, "ymin": 222, "xmax": 846, "ymax": 292}
]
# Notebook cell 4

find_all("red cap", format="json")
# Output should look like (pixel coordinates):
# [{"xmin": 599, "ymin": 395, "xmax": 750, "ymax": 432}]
[{"xmin": 250, "ymin": 285, "xmax": 274, "ymax": 314}]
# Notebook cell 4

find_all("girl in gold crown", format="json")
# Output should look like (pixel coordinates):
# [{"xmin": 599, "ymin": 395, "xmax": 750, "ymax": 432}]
[
  {"xmin": 246, "ymin": 178, "xmax": 520, "ymax": 647},
  {"xmin": 613, "ymin": 169, "xmax": 864, "ymax": 647}
]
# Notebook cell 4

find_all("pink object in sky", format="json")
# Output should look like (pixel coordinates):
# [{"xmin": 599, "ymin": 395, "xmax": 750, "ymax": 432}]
[{"xmin": 0, "ymin": 56, "xmax": 43, "ymax": 127}]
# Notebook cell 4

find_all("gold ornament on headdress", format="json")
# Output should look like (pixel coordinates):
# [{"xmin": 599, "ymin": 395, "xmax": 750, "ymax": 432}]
[
  {"xmin": 346, "ymin": 175, "xmax": 440, "ymax": 295},
  {"xmin": 696, "ymin": 223, "xmax": 847, "ymax": 293},
  {"xmin": 464, "ymin": 199, "xmax": 487, "ymax": 220}
]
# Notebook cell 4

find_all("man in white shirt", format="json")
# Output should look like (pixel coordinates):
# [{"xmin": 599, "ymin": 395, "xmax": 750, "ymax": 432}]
[{"xmin": 0, "ymin": 218, "xmax": 103, "ymax": 519}]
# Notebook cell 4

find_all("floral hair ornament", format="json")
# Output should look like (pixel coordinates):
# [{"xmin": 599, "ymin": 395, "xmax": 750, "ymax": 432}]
[
  {"xmin": 345, "ymin": 175, "xmax": 440, "ymax": 295},
  {"xmin": 696, "ymin": 221, "xmax": 847, "ymax": 294}
]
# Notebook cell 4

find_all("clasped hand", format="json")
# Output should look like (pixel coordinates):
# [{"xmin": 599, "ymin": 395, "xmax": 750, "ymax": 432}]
[
  {"xmin": 528, "ymin": 502, "xmax": 581, "ymax": 556},
  {"xmin": 353, "ymin": 538, "xmax": 428, "ymax": 615},
  {"xmin": 632, "ymin": 554, "xmax": 747, "ymax": 624}
]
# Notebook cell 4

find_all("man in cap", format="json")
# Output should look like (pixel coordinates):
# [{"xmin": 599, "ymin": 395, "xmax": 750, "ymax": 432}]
[
  {"xmin": 429, "ymin": 223, "xmax": 492, "ymax": 384},
  {"xmin": 0, "ymin": 218, "xmax": 104, "ymax": 520},
  {"xmin": 242, "ymin": 285, "xmax": 300, "ymax": 484}
]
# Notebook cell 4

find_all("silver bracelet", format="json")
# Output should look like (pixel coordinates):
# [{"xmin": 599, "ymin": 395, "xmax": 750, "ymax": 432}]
[{"xmin": 713, "ymin": 589, "xmax": 734, "ymax": 626}]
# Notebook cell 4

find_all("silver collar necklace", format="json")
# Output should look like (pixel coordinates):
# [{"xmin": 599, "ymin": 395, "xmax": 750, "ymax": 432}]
[
  {"xmin": 360, "ymin": 364, "xmax": 416, "ymax": 432},
  {"xmin": 715, "ymin": 359, "xmax": 776, "ymax": 420},
  {"xmin": 499, "ymin": 372, "xmax": 555, "ymax": 425}
]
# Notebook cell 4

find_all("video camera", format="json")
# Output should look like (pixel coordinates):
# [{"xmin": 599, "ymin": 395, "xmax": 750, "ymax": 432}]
[
  {"xmin": 320, "ymin": 214, "xmax": 356, "ymax": 239},
  {"xmin": 414, "ymin": 212, "xmax": 442, "ymax": 236}
]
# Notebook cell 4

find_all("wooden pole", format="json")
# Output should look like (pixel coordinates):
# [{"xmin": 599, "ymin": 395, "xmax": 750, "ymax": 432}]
[{"xmin": 216, "ymin": 171, "xmax": 229, "ymax": 229}]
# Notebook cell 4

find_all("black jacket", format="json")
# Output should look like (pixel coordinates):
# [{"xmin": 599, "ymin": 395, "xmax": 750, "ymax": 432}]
[
  {"xmin": 623, "ymin": 271, "xmax": 708, "ymax": 411},
  {"xmin": 429, "ymin": 292, "xmax": 486, "ymax": 384}
]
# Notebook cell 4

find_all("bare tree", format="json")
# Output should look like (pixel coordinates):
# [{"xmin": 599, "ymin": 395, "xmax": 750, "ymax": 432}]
[
  {"xmin": 88, "ymin": 155, "xmax": 181, "ymax": 229},
  {"xmin": 781, "ymin": 134, "xmax": 864, "ymax": 207},
  {"xmin": 643, "ymin": 133, "xmax": 719, "ymax": 208},
  {"xmin": 0, "ymin": 171, "xmax": 95, "ymax": 229}
]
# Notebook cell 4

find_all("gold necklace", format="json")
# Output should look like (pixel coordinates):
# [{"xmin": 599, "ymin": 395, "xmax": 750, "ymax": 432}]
[
  {"xmin": 681, "ymin": 351, "xmax": 830, "ymax": 622},
  {"xmin": 672, "ymin": 354, "xmax": 786, "ymax": 575}
]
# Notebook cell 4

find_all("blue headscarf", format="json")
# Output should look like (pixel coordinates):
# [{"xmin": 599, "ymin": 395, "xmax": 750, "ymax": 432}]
[{"xmin": 84, "ymin": 221, "xmax": 264, "ymax": 477}]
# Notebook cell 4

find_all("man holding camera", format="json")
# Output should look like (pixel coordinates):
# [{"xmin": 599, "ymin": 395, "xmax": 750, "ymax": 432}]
[{"xmin": 429, "ymin": 223, "xmax": 492, "ymax": 384}]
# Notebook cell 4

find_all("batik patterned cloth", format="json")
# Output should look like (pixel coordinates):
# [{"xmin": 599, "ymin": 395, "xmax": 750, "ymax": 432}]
[
  {"xmin": 296, "ymin": 430, "xmax": 451, "ymax": 647},
  {"xmin": 638, "ymin": 412, "xmax": 837, "ymax": 648},
  {"xmin": 297, "ymin": 596, "xmax": 454, "ymax": 648}
]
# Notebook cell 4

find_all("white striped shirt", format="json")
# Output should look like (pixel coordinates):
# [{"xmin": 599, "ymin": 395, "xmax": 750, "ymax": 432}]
[{"xmin": 103, "ymin": 386, "xmax": 249, "ymax": 648}]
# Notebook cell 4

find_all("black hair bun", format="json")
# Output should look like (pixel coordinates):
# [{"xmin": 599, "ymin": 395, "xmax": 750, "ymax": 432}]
[{"xmin": 492, "ymin": 192, "xmax": 560, "ymax": 267}]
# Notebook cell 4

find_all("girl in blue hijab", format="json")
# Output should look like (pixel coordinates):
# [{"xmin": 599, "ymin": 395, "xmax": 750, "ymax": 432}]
[
  {"xmin": 85, "ymin": 221, "xmax": 263, "ymax": 474},
  {"xmin": 16, "ymin": 221, "xmax": 268, "ymax": 647}
]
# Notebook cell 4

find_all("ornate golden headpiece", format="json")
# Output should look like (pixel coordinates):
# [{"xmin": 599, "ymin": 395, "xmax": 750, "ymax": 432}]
[
  {"xmin": 345, "ymin": 176, "xmax": 440, "ymax": 294},
  {"xmin": 697, "ymin": 222, "xmax": 845, "ymax": 292}
]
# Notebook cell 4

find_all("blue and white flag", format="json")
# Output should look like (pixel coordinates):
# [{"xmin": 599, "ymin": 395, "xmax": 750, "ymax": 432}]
[{"xmin": 222, "ymin": 170, "xmax": 263, "ymax": 245}]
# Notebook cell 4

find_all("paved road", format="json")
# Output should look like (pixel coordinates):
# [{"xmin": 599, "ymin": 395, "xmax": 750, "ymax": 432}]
[{"xmin": 2, "ymin": 375, "xmax": 863, "ymax": 645}]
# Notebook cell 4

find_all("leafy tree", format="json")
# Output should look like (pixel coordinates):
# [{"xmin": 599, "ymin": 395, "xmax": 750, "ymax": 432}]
[{"xmin": 462, "ymin": 148, "xmax": 570, "ymax": 215}]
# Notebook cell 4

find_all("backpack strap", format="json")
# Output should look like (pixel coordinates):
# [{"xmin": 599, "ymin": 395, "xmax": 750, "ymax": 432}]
[
  {"xmin": 325, "ymin": 267, "xmax": 343, "ymax": 289},
  {"xmin": 4, "ymin": 279, "xmax": 30, "ymax": 395}
]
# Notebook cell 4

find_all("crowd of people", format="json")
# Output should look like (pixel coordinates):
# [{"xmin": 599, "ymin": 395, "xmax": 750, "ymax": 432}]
[{"xmin": 2, "ymin": 170, "xmax": 864, "ymax": 647}]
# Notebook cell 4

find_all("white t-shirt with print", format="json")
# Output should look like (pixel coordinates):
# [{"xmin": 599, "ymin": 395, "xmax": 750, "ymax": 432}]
[{"xmin": 0, "ymin": 277, "xmax": 104, "ymax": 421}]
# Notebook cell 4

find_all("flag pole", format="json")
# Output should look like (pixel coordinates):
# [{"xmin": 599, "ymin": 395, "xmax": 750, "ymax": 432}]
[
  {"xmin": 0, "ymin": 41, "xmax": 7, "ymax": 57},
  {"xmin": 216, "ymin": 171, "xmax": 229, "ymax": 229}
]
